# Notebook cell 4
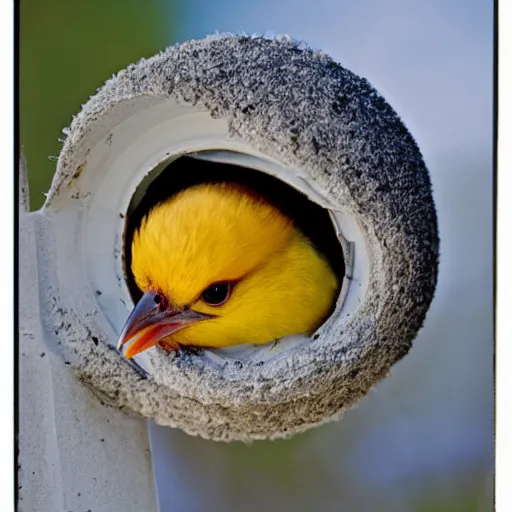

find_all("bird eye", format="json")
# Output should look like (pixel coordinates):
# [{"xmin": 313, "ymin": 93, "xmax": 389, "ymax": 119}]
[{"xmin": 201, "ymin": 282, "xmax": 232, "ymax": 306}]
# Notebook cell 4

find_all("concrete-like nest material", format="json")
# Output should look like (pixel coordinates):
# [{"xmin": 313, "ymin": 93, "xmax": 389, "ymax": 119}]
[{"xmin": 44, "ymin": 34, "xmax": 439, "ymax": 441}]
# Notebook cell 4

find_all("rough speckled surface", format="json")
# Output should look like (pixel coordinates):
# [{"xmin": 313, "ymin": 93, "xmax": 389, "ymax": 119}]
[{"xmin": 43, "ymin": 34, "xmax": 439, "ymax": 441}]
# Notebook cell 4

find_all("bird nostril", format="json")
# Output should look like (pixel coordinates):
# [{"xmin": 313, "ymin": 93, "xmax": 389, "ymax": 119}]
[{"xmin": 154, "ymin": 293, "xmax": 167, "ymax": 311}]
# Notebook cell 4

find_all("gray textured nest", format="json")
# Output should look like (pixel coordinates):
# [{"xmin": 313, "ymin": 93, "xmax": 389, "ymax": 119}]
[{"xmin": 45, "ymin": 34, "xmax": 438, "ymax": 441}]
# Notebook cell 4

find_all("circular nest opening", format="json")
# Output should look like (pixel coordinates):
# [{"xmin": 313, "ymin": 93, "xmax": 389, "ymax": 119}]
[
  {"xmin": 121, "ymin": 151, "xmax": 349, "ymax": 363},
  {"xmin": 44, "ymin": 35, "xmax": 438, "ymax": 441}
]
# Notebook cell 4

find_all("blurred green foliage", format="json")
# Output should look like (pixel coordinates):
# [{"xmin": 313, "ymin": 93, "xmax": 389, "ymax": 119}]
[
  {"xmin": 414, "ymin": 484, "xmax": 490, "ymax": 512},
  {"xmin": 20, "ymin": 0, "xmax": 174, "ymax": 209}
]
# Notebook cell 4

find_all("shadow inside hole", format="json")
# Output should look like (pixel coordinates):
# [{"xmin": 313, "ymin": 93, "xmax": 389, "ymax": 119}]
[{"xmin": 123, "ymin": 155, "xmax": 345, "ymax": 316}]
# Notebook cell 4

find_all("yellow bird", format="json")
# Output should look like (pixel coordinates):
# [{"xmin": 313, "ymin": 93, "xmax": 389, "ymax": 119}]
[{"xmin": 117, "ymin": 182, "xmax": 339, "ymax": 358}]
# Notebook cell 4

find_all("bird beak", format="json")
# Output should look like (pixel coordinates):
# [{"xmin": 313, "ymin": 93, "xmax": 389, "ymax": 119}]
[{"xmin": 117, "ymin": 291, "xmax": 210, "ymax": 358}]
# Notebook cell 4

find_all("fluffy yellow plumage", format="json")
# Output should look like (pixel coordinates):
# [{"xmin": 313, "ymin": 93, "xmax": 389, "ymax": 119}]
[{"xmin": 119, "ymin": 182, "xmax": 338, "ymax": 357}]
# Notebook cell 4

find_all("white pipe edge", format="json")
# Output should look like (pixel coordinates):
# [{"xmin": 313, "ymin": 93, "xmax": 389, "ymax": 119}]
[
  {"xmin": 43, "ymin": 98, "xmax": 368, "ymax": 376},
  {"xmin": 18, "ymin": 166, "xmax": 158, "ymax": 511}
]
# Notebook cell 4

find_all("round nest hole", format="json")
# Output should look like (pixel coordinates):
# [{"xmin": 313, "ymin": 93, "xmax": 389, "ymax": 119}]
[{"xmin": 121, "ymin": 152, "xmax": 347, "ymax": 362}]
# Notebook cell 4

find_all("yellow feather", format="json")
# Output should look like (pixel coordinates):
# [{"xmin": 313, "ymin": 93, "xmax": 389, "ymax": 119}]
[{"xmin": 131, "ymin": 182, "xmax": 339, "ymax": 348}]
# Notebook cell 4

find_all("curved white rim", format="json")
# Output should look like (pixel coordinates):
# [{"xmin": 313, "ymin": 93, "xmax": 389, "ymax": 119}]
[{"xmin": 57, "ymin": 98, "xmax": 370, "ymax": 371}]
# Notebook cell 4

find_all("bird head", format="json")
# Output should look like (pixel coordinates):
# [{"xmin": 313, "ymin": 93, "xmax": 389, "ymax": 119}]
[{"xmin": 117, "ymin": 182, "xmax": 339, "ymax": 358}]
